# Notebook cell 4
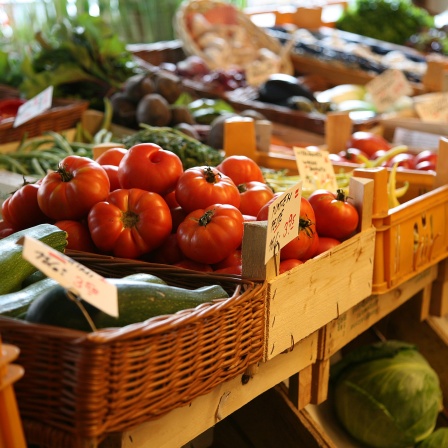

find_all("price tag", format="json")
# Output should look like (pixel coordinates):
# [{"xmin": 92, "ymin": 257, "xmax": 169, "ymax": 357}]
[
  {"xmin": 293, "ymin": 146, "xmax": 338, "ymax": 192},
  {"xmin": 22, "ymin": 236, "xmax": 118, "ymax": 317},
  {"xmin": 366, "ymin": 69, "xmax": 413, "ymax": 113},
  {"xmin": 264, "ymin": 181, "xmax": 302, "ymax": 264},
  {"xmin": 13, "ymin": 86, "xmax": 53, "ymax": 128},
  {"xmin": 414, "ymin": 93, "xmax": 448, "ymax": 123}
]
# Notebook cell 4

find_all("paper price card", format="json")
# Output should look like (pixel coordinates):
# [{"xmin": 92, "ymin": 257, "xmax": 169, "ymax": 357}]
[
  {"xmin": 22, "ymin": 236, "xmax": 118, "ymax": 317},
  {"xmin": 293, "ymin": 146, "xmax": 338, "ymax": 192},
  {"xmin": 414, "ymin": 93, "xmax": 448, "ymax": 123},
  {"xmin": 264, "ymin": 181, "xmax": 302, "ymax": 264},
  {"xmin": 14, "ymin": 86, "xmax": 53, "ymax": 128},
  {"xmin": 366, "ymin": 69, "xmax": 413, "ymax": 113}
]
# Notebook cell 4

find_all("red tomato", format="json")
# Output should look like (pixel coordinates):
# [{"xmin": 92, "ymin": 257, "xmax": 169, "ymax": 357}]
[
  {"xmin": 256, "ymin": 192, "xmax": 283, "ymax": 221},
  {"xmin": 385, "ymin": 153, "xmax": 416, "ymax": 170},
  {"xmin": 2, "ymin": 181, "xmax": 49, "ymax": 230},
  {"xmin": 301, "ymin": 230, "xmax": 320, "ymax": 261},
  {"xmin": 315, "ymin": 237, "xmax": 341, "ymax": 255},
  {"xmin": 369, "ymin": 149, "xmax": 388, "ymax": 162},
  {"xmin": 414, "ymin": 150, "xmax": 438, "ymax": 169},
  {"xmin": 54, "ymin": 220, "xmax": 96, "ymax": 252},
  {"xmin": 95, "ymin": 147, "xmax": 128, "ymax": 166},
  {"xmin": 87, "ymin": 188, "xmax": 172, "ymax": 259},
  {"xmin": 308, "ymin": 189, "xmax": 359, "ymax": 240},
  {"xmin": 279, "ymin": 259, "xmax": 303, "ymax": 274},
  {"xmin": 280, "ymin": 197, "xmax": 317, "ymax": 261},
  {"xmin": 101, "ymin": 165, "xmax": 121, "ymax": 191},
  {"xmin": 170, "ymin": 206, "xmax": 188, "ymax": 233},
  {"xmin": 347, "ymin": 131, "xmax": 391, "ymax": 158},
  {"xmin": 238, "ymin": 181, "xmax": 274, "ymax": 217},
  {"xmin": 38, "ymin": 156, "xmax": 110, "ymax": 221},
  {"xmin": 214, "ymin": 264, "xmax": 242, "ymax": 275},
  {"xmin": 0, "ymin": 219, "xmax": 14, "ymax": 239},
  {"xmin": 415, "ymin": 160, "xmax": 436, "ymax": 171},
  {"xmin": 175, "ymin": 166, "xmax": 240, "ymax": 213},
  {"xmin": 174, "ymin": 259, "xmax": 213, "ymax": 272},
  {"xmin": 176, "ymin": 204, "xmax": 244, "ymax": 265},
  {"xmin": 216, "ymin": 155, "xmax": 265, "ymax": 185},
  {"xmin": 150, "ymin": 233, "xmax": 185, "ymax": 265},
  {"xmin": 164, "ymin": 191, "xmax": 179, "ymax": 209},
  {"xmin": 118, "ymin": 143, "xmax": 183, "ymax": 195},
  {"xmin": 243, "ymin": 214, "xmax": 257, "ymax": 222},
  {"xmin": 338, "ymin": 148, "xmax": 369, "ymax": 164},
  {"xmin": 212, "ymin": 248, "xmax": 242, "ymax": 270}
]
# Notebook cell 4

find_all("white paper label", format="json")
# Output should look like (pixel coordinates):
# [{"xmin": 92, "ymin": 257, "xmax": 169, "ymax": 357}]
[
  {"xmin": 366, "ymin": 69, "xmax": 413, "ymax": 113},
  {"xmin": 393, "ymin": 127, "xmax": 440, "ymax": 151},
  {"xmin": 265, "ymin": 182, "xmax": 302, "ymax": 263},
  {"xmin": 22, "ymin": 236, "xmax": 118, "ymax": 317},
  {"xmin": 414, "ymin": 92, "xmax": 448, "ymax": 123},
  {"xmin": 293, "ymin": 146, "xmax": 338, "ymax": 192},
  {"xmin": 14, "ymin": 86, "xmax": 53, "ymax": 128}
]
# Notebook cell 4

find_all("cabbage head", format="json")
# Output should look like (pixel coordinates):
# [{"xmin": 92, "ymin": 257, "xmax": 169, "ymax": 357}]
[
  {"xmin": 331, "ymin": 340, "xmax": 443, "ymax": 448},
  {"xmin": 417, "ymin": 428, "xmax": 448, "ymax": 447}
]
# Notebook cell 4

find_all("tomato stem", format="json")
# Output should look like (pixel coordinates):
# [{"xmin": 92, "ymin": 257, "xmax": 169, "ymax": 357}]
[
  {"xmin": 336, "ymin": 189, "xmax": 347, "ymax": 201},
  {"xmin": 198, "ymin": 209, "xmax": 215, "ymax": 227},
  {"xmin": 299, "ymin": 217, "xmax": 314, "ymax": 238},
  {"xmin": 121, "ymin": 210, "xmax": 140, "ymax": 228},
  {"xmin": 57, "ymin": 163, "xmax": 74, "ymax": 182},
  {"xmin": 203, "ymin": 166, "xmax": 221, "ymax": 184}
]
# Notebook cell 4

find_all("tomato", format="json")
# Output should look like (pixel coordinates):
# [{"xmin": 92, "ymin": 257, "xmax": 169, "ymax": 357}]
[
  {"xmin": 0, "ymin": 219, "xmax": 14, "ymax": 239},
  {"xmin": 38, "ymin": 156, "xmax": 110, "ymax": 221},
  {"xmin": 164, "ymin": 191, "xmax": 179, "ymax": 209},
  {"xmin": 308, "ymin": 189, "xmax": 359, "ymax": 240},
  {"xmin": 149, "ymin": 233, "xmax": 185, "ymax": 265},
  {"xmin": 256, "ymin": 192, "xmax": 283, "ymax": 221},
  {"xmin": 238, "ymin": 181, "xmax": 274, "ymax": 217},
  {"xmin": 170, "ymin": 206, "xmax": 188, "ymax": 233},
  {"xmin": 95, "ymin": 147, "xmax": 128, "ymax": 166},
  {"xmin": 279, "ymin": 259, "xmax": 303, "ymax": 274},
  {"xmin": 216, "ymin": 155, "xmax": 265, "ymax": 185},
  {"xmin": 2, "ymin": 181, "xmax": 49, "ymax": 230},
  {"xmin": 214, "ymin": 264, "xmax": 242, "ymax": 275},
  {"xmin": 87, "ymin": 188, "xmax": 172, "ymax": 259},
  {"xmin": 347, "ymin": 131, "xmax": 391, "ymax": 158},
  {"xmin": 315, "ymin": 236, "xmax": 341, "ymax": 255},
  {"xmin": 338, "ymin": 148, "xmax": 369, "ymax": 164},
  {"xmin": 176, "ymin": 203, "xmax": 244, "ymax": 265},
  {"xmin": 385, "ymin": 153, "xmax": 416, "ymax": 170},
  {"xmin": 212, "ymin": 248, "xmax": 242, "ymax": 270},
  {"xmin": 118, "ymin": 143, "xmax": 183, "ymax": 195},
  {"xmin": 101, "ymin": 164, "xmax": 121, "ymax": 191},
  {"xmin": 243, "ymin": 214, "xmax": 257, "ymax": 222},
  {"xmin": 54, "ymin": 220, "xmax": 96, "ymax": 252},
  {"xmin": 369, "ymin": 149, "xmax": 388, "ymax": 162},
  {"xmin": 280, "ymin": 197, "xmax": 317, "ymax": 261},
  {"xmin": 175, "ymin": 166, "xmax": 240, "ymax": 213},
  {"xmin": 415, "ymin": 160, "xmax": 436, "ymax": 171},
  {"xmin": 301, "ymin": 230, "xmax": 320, "ymax": 261},
  {"xmin": 414, "ymin": 150, "xmax": 438, "ymax": 169}
]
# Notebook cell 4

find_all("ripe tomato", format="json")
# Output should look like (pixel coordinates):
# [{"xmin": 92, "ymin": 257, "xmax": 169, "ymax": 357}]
[
  {"xmin": 0, "ymin": 219, "xmax": 14, "ymax": 239},
  {"xmin": 212, "ymin": 248, "xmax": 242, "ymax": 270},
  {"xmin": 175, "ymin": 166, "xmax": 240, "ymax": 213},
  {"xmin": 216, "ymin": 155, "xmax": 265, "ymax": 185},
  {"xmin": 164, "ymin": 191, "xmax": 179, "ymax": 209},
  {"xmin": 101, "ymin": 164, "xmax": 121, "ymax": 191},
  {"xmin": 170, "ymin": 206, "xmax": 188, "ymax": 233},
  {"xmin": 87, "ymin": 188, "xmax": 172, "ymax": 259},
  {"xmin": 414, "ymin": 150, "xmax": 438, "ymax": 170},
  {"xmin": 150, "ymin": 233, "xmax": 185, "ymax": 265},
  {"xmin": 174, "ymin": 259, "xmax": 213, "ymax": 272},
  {"xmin": 95, "ymin": 147, "xmax": 128, "ymax": 166},
  {"xmin": 315, "ymin": 236, "xmax": 341, "ymax": 255},
  {"xmin": 301, "ymin": 230, "xmax": 320, "ymax": 261},
  {"xmin": 280, "ymin": 197, "xmax": 317, "ymax": 261},
  {"xmin": 256, "ymin": 192, "xmax": 283, "ymax": 221},
  {"xmin": 347, "ymin": 131, "xmax": 391, "ymax": 158},
  {"xmin": 2, "ymin": 181, "xmax": 49, "ymax": 230},
  {"xmin": 385, "ymin": 153, "xmax": 416, "ymax": 170},
  {"xmin": 118, "ymin": 143, "xmax": 183, "ymax": 195},
  {"xmin": 238, "ymin": 181, "xmax": 274, "ymax": 217},
  {"xmin": 214, "ymin": 264, "xmax": 242, "ymax": 275},
  {"xmin": 37, "ymin": 155, "xmax": 110, "ymax": 221},
  {"xmin": 54, "ymin": 220, "xmax": 96, "ymax": 252},
  {"xmin": 279, "ymin": 259, "xmax": 303, "ymax": 274},
  {"xmin": 176, "ymin": 203, "xmax": 244, "ymax": 265},
  {"xmin": 308, "ymin": 189, "xmax": 359, "ymax": 240},
  {"xmin": 338, "ymin": 148, "xmax": 369, "ymax": 164}
]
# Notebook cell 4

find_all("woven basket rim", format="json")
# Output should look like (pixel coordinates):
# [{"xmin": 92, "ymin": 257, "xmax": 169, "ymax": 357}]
[{"xmin": 174, "ymin": 0, "xmax": 293, "ymax": 74}]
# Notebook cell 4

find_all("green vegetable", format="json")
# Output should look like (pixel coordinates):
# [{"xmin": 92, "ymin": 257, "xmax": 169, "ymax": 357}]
[
  {"xmin": 336, "ymin": 0, "xmax": 434, "ymax": 45},
  {"xmin": 25, "ymin": 279, "xmax": 229, "ymax": 331},
  {"xmin": 331, "ymin": 340, "xmax": 443, "ymax": 448},
  {"xmin": 120, "ymin": 124, "xmax": 224, "ymax": 169},
  {"xmin": 0, "ymin": 277, "xmax": 57, "ymax": 318},
  {"xmin": 417, "ymin": 428, "xmax": 448, "ymax": 447},
  {"xmin": 0, "ymin": 224, "xmax": 67, "ymax": 295}
]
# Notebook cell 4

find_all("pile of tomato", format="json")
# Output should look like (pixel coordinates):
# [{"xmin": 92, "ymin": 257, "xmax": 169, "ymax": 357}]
[{"xmin": 0, "ymin": 144, "xmax": 360, "ymax": 275}]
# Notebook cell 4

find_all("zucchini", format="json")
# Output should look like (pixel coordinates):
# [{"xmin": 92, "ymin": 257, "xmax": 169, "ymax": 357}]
[
  {"xmin": 25, "ymin": 279, "xmax": 229, "ymax": 331},
  {"xmin": 0, "ymin": 224, "xmax": 68, "ymax": 295},
  {"xmin": 122, "ymin": 273, "xmax": 167, "ymax": 285},
  {"xmin": 0, "ymin": 277, "xmax": 58, "ymax": 318}
]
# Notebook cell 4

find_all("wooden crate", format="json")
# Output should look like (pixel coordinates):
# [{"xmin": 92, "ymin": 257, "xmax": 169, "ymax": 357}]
[{"xmin": 241, "ymin": 175, "xmax": 376, "ymax": 361}]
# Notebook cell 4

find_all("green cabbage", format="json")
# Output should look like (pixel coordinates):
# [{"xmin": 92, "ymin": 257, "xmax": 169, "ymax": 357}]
[
  {"xmin": 417, "ymin": 428, "xmax": 448, "ymax": 447},
  {"xmin": 331, "ymin": 341, "xmax": 443, "ymax": 448}
]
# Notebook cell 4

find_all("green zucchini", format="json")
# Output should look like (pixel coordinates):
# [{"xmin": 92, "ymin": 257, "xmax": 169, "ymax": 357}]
[
  {"xmin": 0, "ymin": 277, "xmax": 58, "ymax": 318},
  {"xmin": 0, "ymin": 224, "xmax": 68, "ymax": 295},
  {"xmin": 122, "ymin": 273, "xmax": 167, "ymax": 285},
  {"xmin": 25, "ymin": 279, "xmax": 229, "ymax": 331}
]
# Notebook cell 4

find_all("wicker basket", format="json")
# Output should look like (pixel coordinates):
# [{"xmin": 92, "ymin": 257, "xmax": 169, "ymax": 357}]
[
  {"xmin": 0, "ymin": 251, "xmax": 266, "ymax": 447},
  {"xmin": 0, "ymin": 85, "xmax": 89, "ymax": 144},
  {"xmin": 174, "ymin": 0, "xmax": 293, "ymax": 75}
]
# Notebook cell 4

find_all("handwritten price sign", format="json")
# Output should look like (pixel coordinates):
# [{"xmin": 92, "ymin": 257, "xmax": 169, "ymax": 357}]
[
  {"xmin": 14, "ymin": 86, "xmax": 53, "ymax": 128},
  {"xmin": 264, "ymin": 181, "xmax": 302, "ymax": 263},
  {"xmin": 22, "ymin": 236, "xmax": 118, "ymax": 316}
]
